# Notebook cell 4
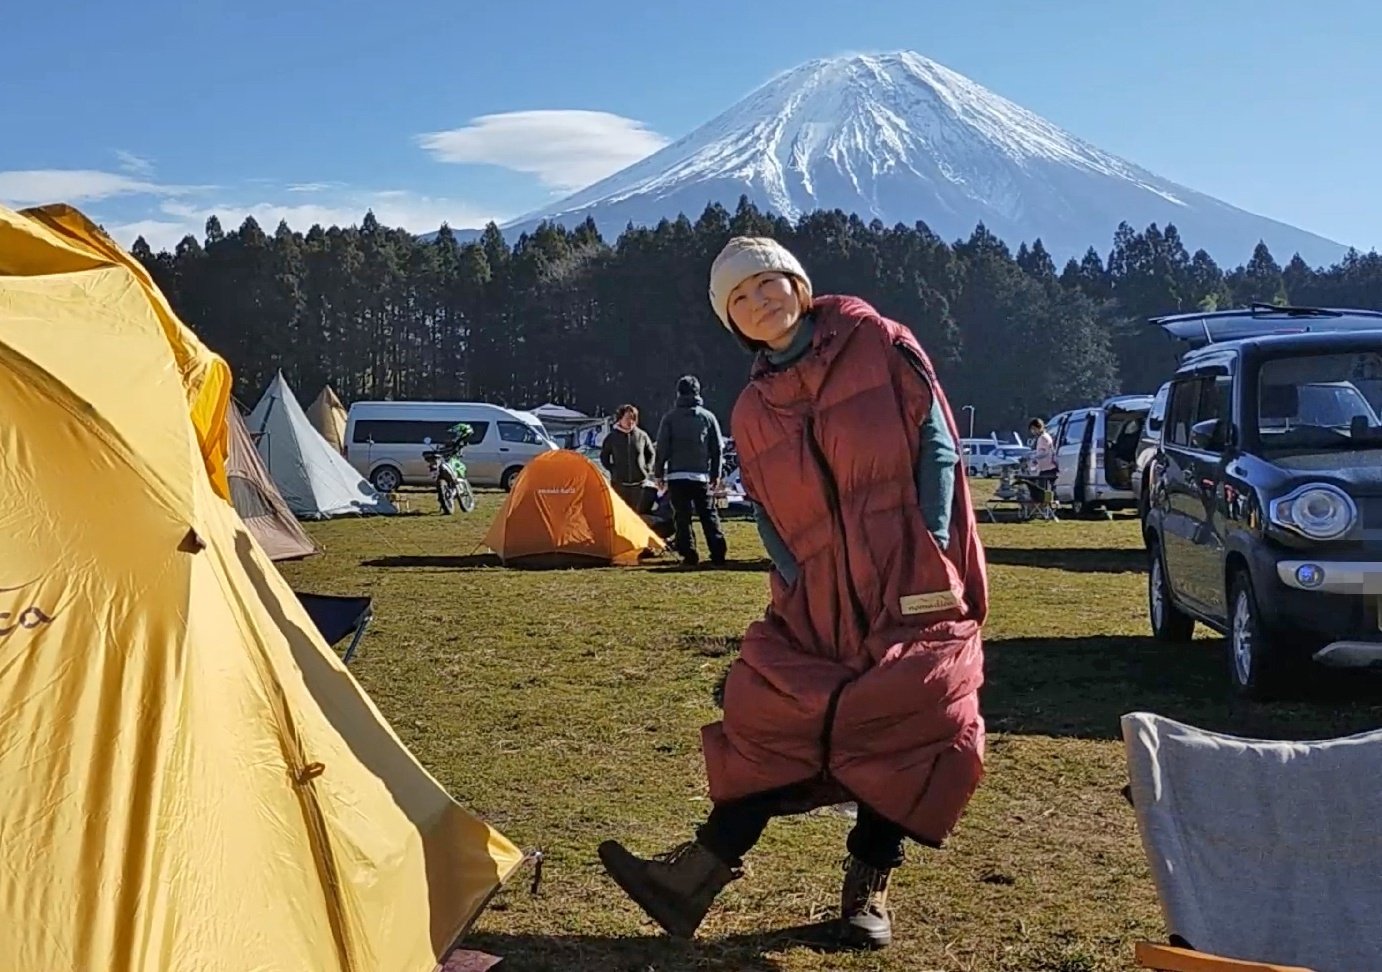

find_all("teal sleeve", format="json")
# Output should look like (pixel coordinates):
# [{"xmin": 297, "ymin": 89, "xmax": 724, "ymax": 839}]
[
  {"xmin": 752, "ymin": 501, "xmax": 799, "ymax": 584},
  {"xmin": 918, "ymin": 397, "xmax": 958, "ymax": 549}
]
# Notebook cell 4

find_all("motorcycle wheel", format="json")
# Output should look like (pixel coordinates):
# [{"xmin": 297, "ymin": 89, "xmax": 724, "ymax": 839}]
[
  {"xmin": 458, "ymin": 480, "xmax": 476, "ymax": 513},
  {"xmin": 438, "ymin": 481, "xmax": 455, "ymax": 515}
]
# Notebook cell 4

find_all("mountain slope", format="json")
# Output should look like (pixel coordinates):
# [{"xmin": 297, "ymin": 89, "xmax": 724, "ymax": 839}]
[{"xmin": 499, "ymin": 52, "xmax": 1346, "ymax": 266}]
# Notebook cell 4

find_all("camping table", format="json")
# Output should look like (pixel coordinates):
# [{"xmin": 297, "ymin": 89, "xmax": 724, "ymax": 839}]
[{"xmin": 985, "ymin": 475, "xmax": 1059, "ymax": 522}]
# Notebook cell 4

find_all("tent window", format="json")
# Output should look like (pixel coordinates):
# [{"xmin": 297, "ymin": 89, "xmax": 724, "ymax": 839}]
[{"xmin": 229, "ymin": 475, "xmax": 274, "ymax": 519}]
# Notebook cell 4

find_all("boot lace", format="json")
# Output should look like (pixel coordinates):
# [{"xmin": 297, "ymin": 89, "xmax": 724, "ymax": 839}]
[
  {"xmin": 842, "ymin": 856, "xmax": 890, "ymax": 915},
  {"xmin": 651, "ymin": 841, "xmax": 697, "ymax": 865}
]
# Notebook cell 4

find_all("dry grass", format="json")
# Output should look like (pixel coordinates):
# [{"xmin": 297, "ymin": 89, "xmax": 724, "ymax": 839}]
[{"xmin": 279, "ymin": 482, "xmax": 1382, "ymax": 972}]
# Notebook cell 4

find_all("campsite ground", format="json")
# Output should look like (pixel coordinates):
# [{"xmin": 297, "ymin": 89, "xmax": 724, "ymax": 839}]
[{"xmin": 281, "ymin": 483, "xmax": 1382, "ymax": 972}]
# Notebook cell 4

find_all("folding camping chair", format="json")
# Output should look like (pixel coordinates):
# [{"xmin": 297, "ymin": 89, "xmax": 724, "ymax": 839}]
[
  {"xmin": 1121, "ymin": 711, "xmax": 1382, "ymax": 972},
  {"xmin": 294, "ymin": 591, "xmax": 374, "ymax": 664}
]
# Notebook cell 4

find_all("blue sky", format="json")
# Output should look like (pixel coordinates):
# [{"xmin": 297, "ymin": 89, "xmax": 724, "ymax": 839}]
[{"xmin": 4, "ymin": 0, "xmax": 1379, "ymax": 258}]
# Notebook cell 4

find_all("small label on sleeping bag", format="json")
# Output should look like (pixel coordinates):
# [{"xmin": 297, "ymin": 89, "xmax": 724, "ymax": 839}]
[{"xmin": 899, "ymin": 589, "xmax": 960, "ymax": 615}]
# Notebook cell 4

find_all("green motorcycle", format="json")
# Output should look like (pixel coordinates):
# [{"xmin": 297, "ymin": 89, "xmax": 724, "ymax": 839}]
[{"xmin": 423, "ymin": 422, "xmax": 476, "ymax": 515}]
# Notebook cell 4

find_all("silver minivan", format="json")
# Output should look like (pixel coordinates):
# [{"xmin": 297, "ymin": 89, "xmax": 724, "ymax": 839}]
[
  {"xmin": 1046, "ymin": 394, "xmax": 1155, "ymax": 516},
  {"xmin": 344, "ymin": 401, "xmax": 557, "ymax": 493}
]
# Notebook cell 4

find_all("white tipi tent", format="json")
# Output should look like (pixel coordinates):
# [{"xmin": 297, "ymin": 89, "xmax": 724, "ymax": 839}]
[{"xmin": 247, "ymin": 371, "xmax": 396, "ymax": 519}]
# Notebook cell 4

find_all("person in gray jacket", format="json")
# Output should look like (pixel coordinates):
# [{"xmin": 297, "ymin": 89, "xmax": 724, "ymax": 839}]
[
  {"xmin": 600, "ymin": 404, "xmax": 657, "ymax": 513},
  {"xmin": 654, "ymin": 375, "xmax": 728, "ymax": 566}
]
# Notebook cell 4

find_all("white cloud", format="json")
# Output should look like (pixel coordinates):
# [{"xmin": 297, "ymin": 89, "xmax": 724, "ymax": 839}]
[
  {"xmin": 110, "ymin": 220, "xmax": 189, "ymax": 250},
  {"xmin": 109, "ymin": 190, "xmax": 506, "ymax": 251},
  {"xmin": 115, "ymin": 150, "xmax": 155, "ymax": 176},
  {"xmin": 416, "ymin": 109, "xmax": 669, "ymax": 192},
  {"xmin": 0, "ymin": 169, "xmax": 199, "ymax": 206},
  {"xmin": 285, "ymin": 181, "xmax": 343, "ymax": 193}
]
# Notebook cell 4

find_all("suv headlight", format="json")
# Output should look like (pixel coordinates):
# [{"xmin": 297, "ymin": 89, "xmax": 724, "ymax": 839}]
[{"xmin": 1268, "ymin": 484, "xmax": 1357, "ymax": 541}]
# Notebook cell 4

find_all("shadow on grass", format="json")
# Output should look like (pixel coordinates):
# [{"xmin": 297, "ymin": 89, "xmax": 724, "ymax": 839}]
[
  {"xmin": 989, "ymin": 544, "xmax": 1149, "ymax": 575},
  {"xmin": 647, "ymin": 559, "xmax": 773, "ymax": 574},
  {"xmin": 984, "ymin": 546, "xmax": 1147, "ymax": 574},
  {"xmin": 362, "ymin": 554, "xmax": 501, "ymax": 570},
  {"xmin": 463, "ymin": 921, "xmax": 850, "ymax": 972},
  {"xmin": 983, "ymin": 635, "xmax": 1382, "ymax": 742}
]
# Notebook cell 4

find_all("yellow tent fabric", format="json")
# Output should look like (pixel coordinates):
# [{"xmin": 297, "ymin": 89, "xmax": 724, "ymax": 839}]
[
  {"xmin": 5, "ymin": 203, "xmax": 234, "ymax": 501},
  {"xmin": 307, "ymin": 384, "xmax": 350, "ymax": 454},
  {"xmin": 0, "ymin": 203, "xmax": 524, "ymax": 972},
  {"xmin": 484, "ymin": 450, "xmax": 666, "ymax": 566}
]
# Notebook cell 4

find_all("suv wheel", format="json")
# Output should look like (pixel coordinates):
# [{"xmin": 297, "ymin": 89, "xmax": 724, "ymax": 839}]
[
  {"xmin": 1228, "ymin": 571, "xmax": 1293, "ymax": 700},
  {"xmin": 1148, "ymin": 540, "xmax": 1194, "ymax": 641}
]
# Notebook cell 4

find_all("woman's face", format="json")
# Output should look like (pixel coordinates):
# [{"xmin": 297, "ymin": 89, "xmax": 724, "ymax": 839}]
[{"xmin": 727, "ymin": 272, "xmax": 802, "ymax": 349}]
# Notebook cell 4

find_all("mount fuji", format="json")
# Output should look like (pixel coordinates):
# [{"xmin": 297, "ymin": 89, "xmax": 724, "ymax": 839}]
[{"xmin": 497, "ymin": 51, "xmax": 1346, "ymax": 266}]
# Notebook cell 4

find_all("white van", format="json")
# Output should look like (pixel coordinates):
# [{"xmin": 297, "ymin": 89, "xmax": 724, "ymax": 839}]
[
  {"xmin": 1046, "ymin": 393, "xmax": 1155, "ymax": 515},
  {"xmin": 344, "ymin": 401, "xmax": 557, "ymax": 493},
  {"xmin": 959, "ymin": 436, "xmax": 1026, "ymax": 477}
]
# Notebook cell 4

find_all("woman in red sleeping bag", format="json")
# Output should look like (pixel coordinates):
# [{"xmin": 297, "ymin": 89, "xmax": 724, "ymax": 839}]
[{"xmin": 598, "ymin": 236, "xmax": 989, "ymax": 949}]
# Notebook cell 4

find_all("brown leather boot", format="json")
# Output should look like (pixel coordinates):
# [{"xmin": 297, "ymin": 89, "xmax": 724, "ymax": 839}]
[
  {"xmin": 597, "ymin": 839, "xmax": 739, "ymax": 938},
  {"xmin": 840, "ymin": 855, "xmax": 893, "ymax": 948}
]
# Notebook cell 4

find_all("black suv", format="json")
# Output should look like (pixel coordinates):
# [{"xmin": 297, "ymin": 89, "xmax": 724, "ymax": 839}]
[{"xmin": 1142, "ymin": 304, "xmax": 1382, "ymax": 698}]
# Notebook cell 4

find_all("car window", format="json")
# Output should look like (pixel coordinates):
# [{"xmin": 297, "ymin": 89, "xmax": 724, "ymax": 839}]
[
  {"xmin": 1196, "ymin": 376, "xmax": 1233, "ymax": 425},
  {"xmin": 1146, "ymin": 385, "xmax": 1169, "ymax": 436},
  {"xmin": 1061, "ymin": 413, "xmax": 1088, "ymax": 446},
  {"xmin": 1258, "ymin": 352, "xmax": 1382, "ymax": 453},
  {"xmin": 498, "ymin": 420, "xmax": 544, "ymax": 445},
  {"xmin": 351, "ymin": 419, "xmax": 463, "ymax": 444},
  {"xmin": 1164, "ymin": 376, "xmax": 1232, "ymax": 452},
  {"xmin": 1165, "ymin": 379, "xmax": 1199, "ymax": 447}
]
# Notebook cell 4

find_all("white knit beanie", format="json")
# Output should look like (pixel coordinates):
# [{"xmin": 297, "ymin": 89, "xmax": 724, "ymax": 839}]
[{"xmin": 707, "ymin": 236, "xmax": 813, "ymax": 330}]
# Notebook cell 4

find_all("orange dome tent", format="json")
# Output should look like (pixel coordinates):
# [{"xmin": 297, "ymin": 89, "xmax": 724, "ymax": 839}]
[{"xmin": 483, "ymin": 450, "xmax": 666, "ymax": 567}]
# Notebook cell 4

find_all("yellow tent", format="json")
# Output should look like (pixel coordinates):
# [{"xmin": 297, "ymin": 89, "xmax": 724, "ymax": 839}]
[
  {"xmin": 484, "ymin": 449, "xmax": 666, "ymax": 566},
  {"xmin": 0, "ymin": 204, "xmax": 524, "ymax": 972},
  {"xmin": 307, "ymin": 383, "xmax": 350, "ymax": 454}
]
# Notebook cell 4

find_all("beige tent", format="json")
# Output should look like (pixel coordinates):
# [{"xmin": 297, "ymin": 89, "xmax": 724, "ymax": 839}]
[
  {"xmin": 227, "ymin": 404, "xmax": 318, "ymax": 561},
  {"xmin": 307, "ymin": 383, "xmax": 348, "ymax": 454}
]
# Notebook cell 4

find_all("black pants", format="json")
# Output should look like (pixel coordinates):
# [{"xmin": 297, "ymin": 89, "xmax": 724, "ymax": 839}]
[
  {"xmin": 613, "ymin": 483, "xmax": 655, "ymax": 514},
  {"xmin": 667, "ymin": 480, "xmax": 727, "ymax": 563},
  {"xmin": 697, "ymin": 789, "xmax": 907, "ymax": 871}
]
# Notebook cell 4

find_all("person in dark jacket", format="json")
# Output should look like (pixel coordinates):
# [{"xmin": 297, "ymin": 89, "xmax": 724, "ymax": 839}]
[
  {"xmin": 654, "ymin": 376, "xmax": 728, "ymax": 566},
  {"xmin": 600, "ymin": 404, "xmax": 657, "ymax": 513}
]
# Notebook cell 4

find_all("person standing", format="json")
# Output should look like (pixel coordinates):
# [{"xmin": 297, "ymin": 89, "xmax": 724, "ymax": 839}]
[
  {"xmin": 1028, "ymin": 417, "xmax": 1058, "ymax": 491},
  {"xmin": 653, "ymin": 375, "xmax": 728, "ymax": 566},
  {"xmin": 598, "ymin": 237, "xmax": 987, "ymax": 949},
  {"xmin": 600, "ymin": 404, "xmax": 657, "ymax": 513}
]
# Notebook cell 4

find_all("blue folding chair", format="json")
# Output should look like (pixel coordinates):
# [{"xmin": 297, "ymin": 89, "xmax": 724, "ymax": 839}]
[{"xmin": 294, "ymin": 591, "xmax": 374, "ymax": 664}]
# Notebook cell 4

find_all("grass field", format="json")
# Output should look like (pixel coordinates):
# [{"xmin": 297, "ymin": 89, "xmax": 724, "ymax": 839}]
[{"xmin": 280, "ymin": 482, "xmax": 1382, "ymax": 972}]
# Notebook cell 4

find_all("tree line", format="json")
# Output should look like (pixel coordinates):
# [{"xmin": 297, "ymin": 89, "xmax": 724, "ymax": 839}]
[{"xmin": 129, "ymin": 197, "xmax": 1382, "ymax": 435}]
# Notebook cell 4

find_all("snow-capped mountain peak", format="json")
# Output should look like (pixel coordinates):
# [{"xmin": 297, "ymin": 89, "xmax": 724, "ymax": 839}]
[{"xmin": 501, "ymin": 51, "xmax": 1344, "ymax": 265}]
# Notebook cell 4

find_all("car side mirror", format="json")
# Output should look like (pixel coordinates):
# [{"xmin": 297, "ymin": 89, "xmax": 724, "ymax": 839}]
[{"xmin": 1189, "ymin": 418, "xmax": 1230, "ymax": 452}]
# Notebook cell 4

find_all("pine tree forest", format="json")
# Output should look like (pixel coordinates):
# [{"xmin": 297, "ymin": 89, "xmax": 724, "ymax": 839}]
[{"xmin": 129, "ymin": 197, "xmax": 1382, "ymax": 435}]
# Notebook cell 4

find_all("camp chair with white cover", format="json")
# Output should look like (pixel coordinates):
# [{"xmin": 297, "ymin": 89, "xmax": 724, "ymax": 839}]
[{"xmin": 1121, "ymin": 711, "xmax": 1382, "ymax": 972}]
